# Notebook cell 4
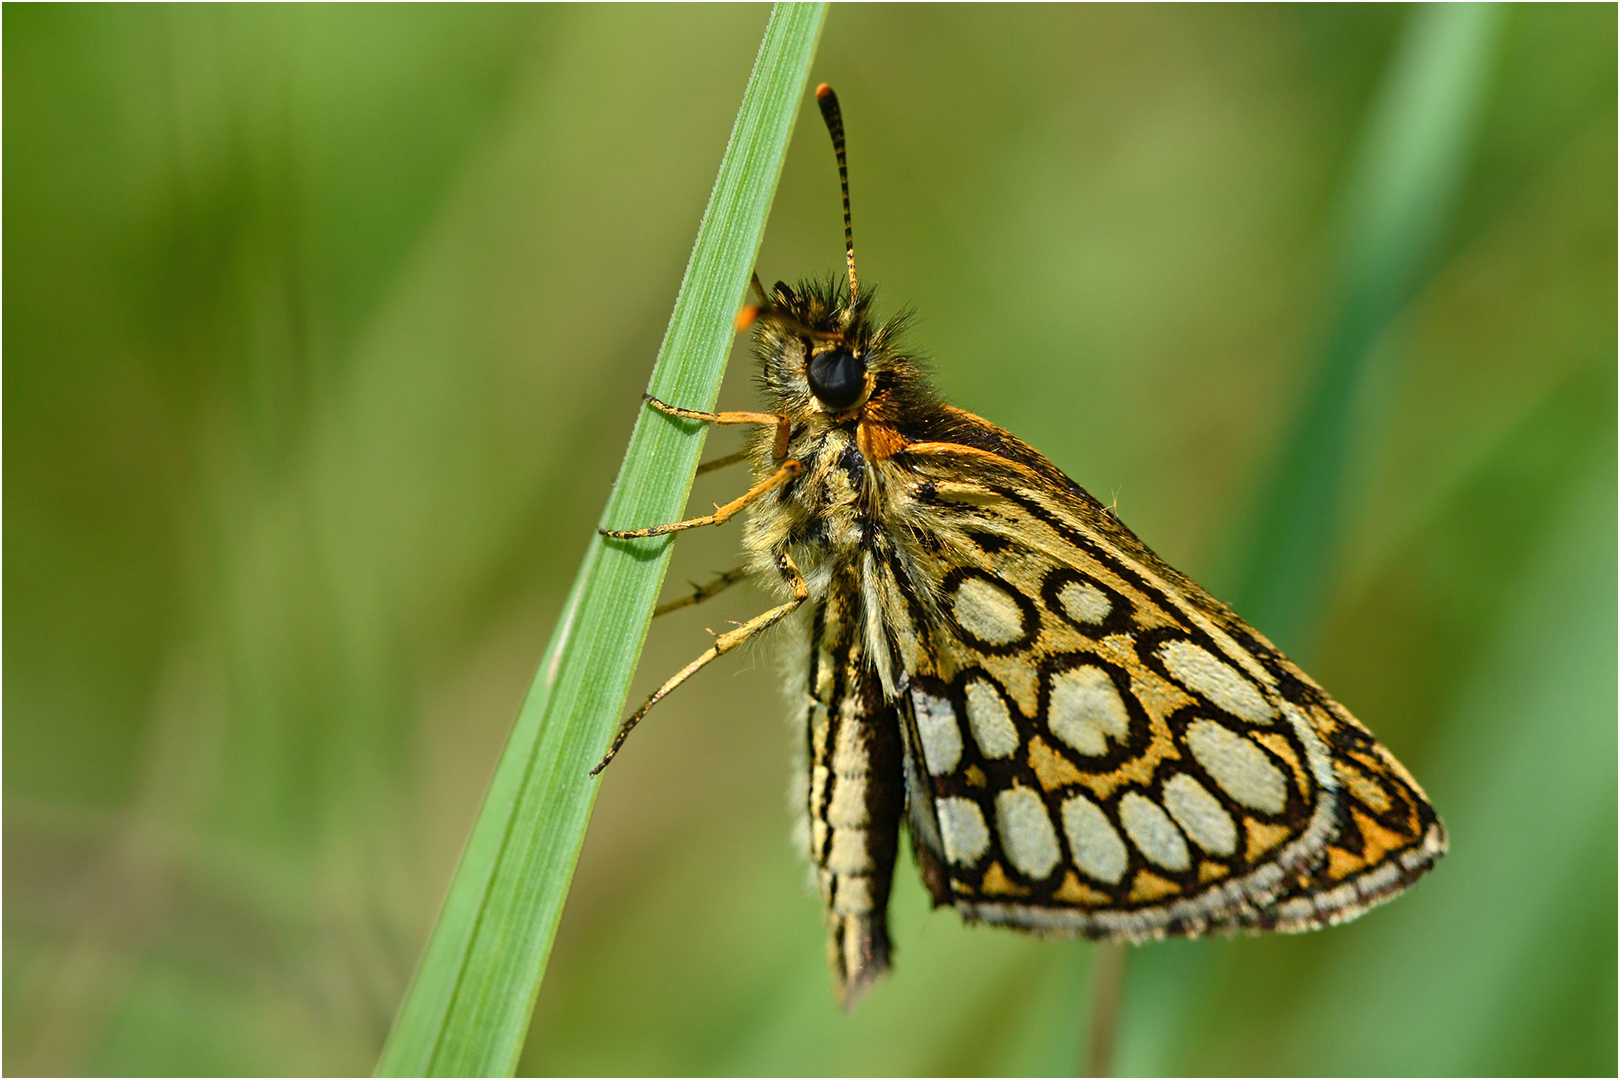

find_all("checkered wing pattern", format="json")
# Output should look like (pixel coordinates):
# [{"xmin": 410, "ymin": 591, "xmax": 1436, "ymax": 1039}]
[{"xmin": 855, "ymin": 422, "xmax": 1445, "ymax": 940}]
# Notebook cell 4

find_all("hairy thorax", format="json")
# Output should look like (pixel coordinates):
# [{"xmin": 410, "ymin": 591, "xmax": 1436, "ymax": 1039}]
[{"xmin": 744, "ymin": 418, "xmax": 887, "ymax": 604}]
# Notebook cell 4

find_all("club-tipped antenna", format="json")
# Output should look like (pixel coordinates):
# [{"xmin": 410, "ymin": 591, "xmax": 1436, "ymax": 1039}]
[{"xmin": 815, "ymin": 84, "xmax": 858, "ymax": 312}]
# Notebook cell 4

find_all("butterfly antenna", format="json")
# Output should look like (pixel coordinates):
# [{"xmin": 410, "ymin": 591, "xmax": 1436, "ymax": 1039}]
[{"xmin": 816, "ymin": 84, "xmax": 858, "ymax": 313}]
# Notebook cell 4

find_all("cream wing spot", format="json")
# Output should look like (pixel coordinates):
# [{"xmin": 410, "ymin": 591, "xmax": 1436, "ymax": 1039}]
[
  {"xmin": 995, "ymin": 787, "xmax": 1062, "ymax": 879},
  {"xmin": 1058, "ymin": 579, "xmax": 1112, "ymax": 624},
  {"xmin": 964, "ymin": 678, "xmax": 1019, "ymax": 759},
  {"xmin": 1060, "ymin": 793, "xmax": 1129, "ymax": 884},
  {"xmin": 937, "ymin": 796, "xmax": 991, "ymax": 866},
  {"xmin": 1118, "ymin": 791, "xmax": 1191, "ymax": 872},
  {"xmin": 1185, "ymin": 718, "xmax": 1288, "ymax": 814},
  {"xmin": 1157, "ymin": 639, "xmax": 1276, "ymax": 724},
  {"xmin": 911, "ymin": 688, "xmax": 962, "ymax": 775},
  {"xmin": 1161, "ymin": 772, "xmax": 1238, "ymax": 857},
  {"xmin": 952, "ymin": 576, "xmax": 1027, "ymax": 645},
  {"xmin": 1047, "ymin": 665, "xmax": 1131, "ymax": 756}
]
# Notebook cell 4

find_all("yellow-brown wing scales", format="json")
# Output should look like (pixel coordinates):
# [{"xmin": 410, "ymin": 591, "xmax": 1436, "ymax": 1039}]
[{"xmin": 863, "ymin": 431, "xmax": 1443, "ymax": 940}]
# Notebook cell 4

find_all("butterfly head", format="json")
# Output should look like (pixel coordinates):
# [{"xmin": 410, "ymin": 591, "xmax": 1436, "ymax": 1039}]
[
  {"xmin": 737, "ymin": 85, "xmax": 935, "ymax": 432},
  {"xmin": 743, "ymin": 276, "xmax": 928, "ymax": 434}
]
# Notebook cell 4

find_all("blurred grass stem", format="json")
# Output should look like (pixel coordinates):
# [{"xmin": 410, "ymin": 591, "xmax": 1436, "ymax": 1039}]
[
  {"xmin": 374, "ymin": 6, "xmax": 826, "ymax": 1075},
  {"xmin": 1231, "ymin": 2, "xmax": 1504, "ymax": 652},
  {"xmin": 1084, "ymin": 942, "xmax": 1127, "ymax": 1077}
]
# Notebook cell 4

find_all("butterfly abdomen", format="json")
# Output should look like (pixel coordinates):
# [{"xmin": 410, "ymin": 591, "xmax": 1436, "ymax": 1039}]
[{"xmin": 802, "ymin": 585, "xmax": 906, "ymax": 1008}]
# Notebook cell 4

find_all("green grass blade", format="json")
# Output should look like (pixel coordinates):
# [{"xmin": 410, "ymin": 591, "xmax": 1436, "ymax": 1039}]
[
  {"xmin": 374, "ymin": 5, "xmax": 827, "ymax": 1075},
  {"xmin": 1230, "ymin": 2, "xmax": 1506, "ymax": 652}
]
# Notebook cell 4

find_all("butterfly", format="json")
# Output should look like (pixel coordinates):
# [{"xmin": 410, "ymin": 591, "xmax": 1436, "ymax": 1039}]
[{"xmin": 596, "ymin": 84, "xmax": 1445, "ymax": 1008}]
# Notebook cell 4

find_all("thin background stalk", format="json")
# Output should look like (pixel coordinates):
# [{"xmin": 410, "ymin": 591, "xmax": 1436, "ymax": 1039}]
[
  {"xmin": 374, "ymin": 6, "xmax": 827, "ymax": 1075},
  {"xmin": 1089, "ymin": 6, "xmax": 1504, "ymax": 1075}
]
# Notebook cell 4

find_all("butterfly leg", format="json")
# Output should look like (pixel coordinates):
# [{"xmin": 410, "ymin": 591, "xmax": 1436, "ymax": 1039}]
[
  {"xmin": 654, "ymin": 565, "xmax": 749, "ymax": 617},
  {"xmin": 599, "ymin": 459, "xmax": 800, "ymax": 539},
  {"xmin": 590, "ymin": 551, "xmax": 807, "ymax": 775},
  {"xmin": 694, "ymin": 449, "xmax": 750, "ymax": 476},
  {"xmin": 642, "ymin": 393, "xmax": 792, "ymax": 460}
]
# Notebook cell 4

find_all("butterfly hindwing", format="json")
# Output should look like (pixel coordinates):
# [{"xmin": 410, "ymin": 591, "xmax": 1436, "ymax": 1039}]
[{"xmin": 862, "ymin": 412, "xmax": 1444, "ymax": 939}]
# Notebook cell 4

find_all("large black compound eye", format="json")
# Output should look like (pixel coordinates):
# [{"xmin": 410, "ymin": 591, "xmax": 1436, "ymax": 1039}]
[{"xmin": 806, "ymin": 349, "xmax": 867, "ymax": 410}]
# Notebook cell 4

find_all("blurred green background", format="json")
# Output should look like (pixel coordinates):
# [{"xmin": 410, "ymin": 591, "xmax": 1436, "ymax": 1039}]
[{"xmin": 6, "ymin": 4, "xmax": 1614, "ymax": 1075}]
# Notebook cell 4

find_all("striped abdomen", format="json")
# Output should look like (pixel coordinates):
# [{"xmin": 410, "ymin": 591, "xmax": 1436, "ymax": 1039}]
[{"xmin": 805, "ymin": 589, "xmax": 905, "ymax": 1007}]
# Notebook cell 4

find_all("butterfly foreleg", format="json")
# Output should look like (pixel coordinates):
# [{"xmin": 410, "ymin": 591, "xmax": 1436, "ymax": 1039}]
[{"xmin": 590, "ymin": 550, "xmax": 807, "ymax": 776}]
